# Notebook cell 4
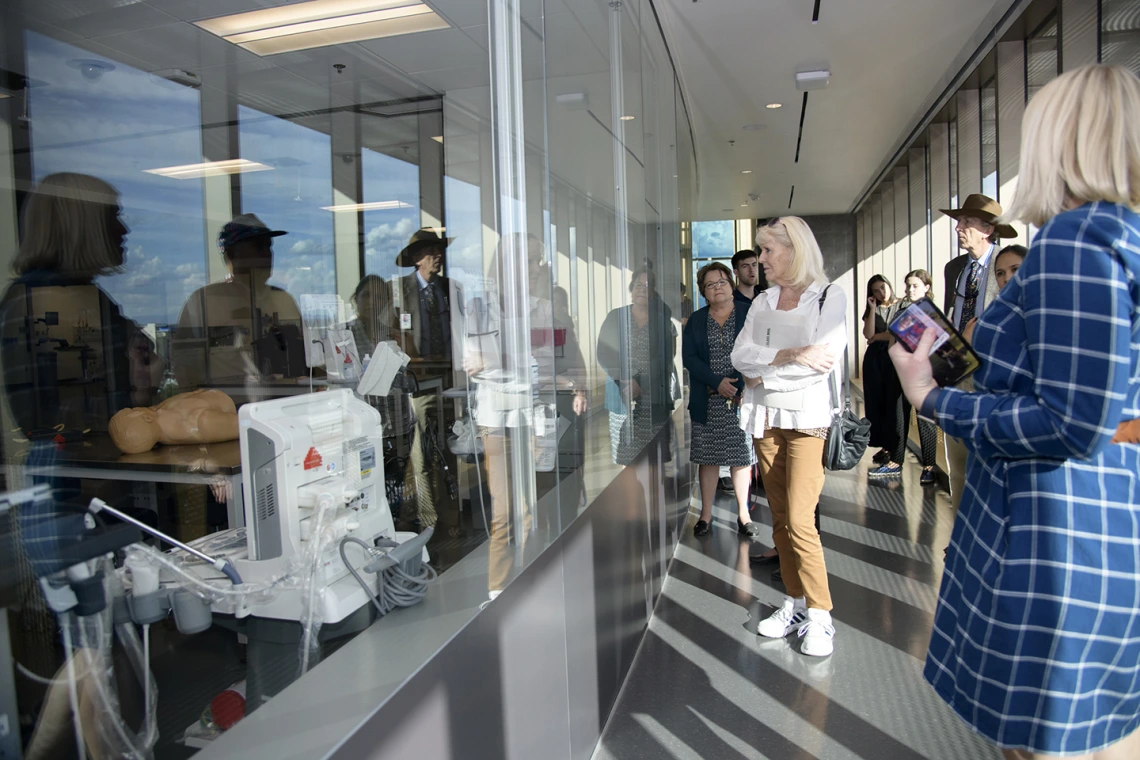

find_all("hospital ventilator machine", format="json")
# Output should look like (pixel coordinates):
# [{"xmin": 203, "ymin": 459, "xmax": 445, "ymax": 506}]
[{"xmin": 9, "ymin": 342, "xmax": 433, "ymax": 758}]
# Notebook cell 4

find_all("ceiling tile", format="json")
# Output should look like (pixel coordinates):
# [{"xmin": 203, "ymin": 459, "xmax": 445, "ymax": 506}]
[
  {"xmin": 356, "ymin": 27, "xmax": 487, "ymax": 75},
  {"xmin": 23, "ymin": 1, "xmax": 177, "ymax": 39},
  {"xmin": 92, "ymin": 22, "xmax": 261, "ymax": 71}
]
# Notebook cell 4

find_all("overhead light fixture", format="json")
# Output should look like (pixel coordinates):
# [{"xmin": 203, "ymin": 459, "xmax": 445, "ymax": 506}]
[
  {"xmin": 741, "ymin": 170, "xmax": 752, "ymax": 174},
  {"xmin": 145, "ymin": 158, "xmax": 272, "ymax": 179},
  {"xmin": 195, "ymin": 0, "xmax": 450, "ymax": 56},
  {"xmin": 742, "ymin": 123, "xmax": 766, "ymax": 131},
  {"xmin": 740, "ymin": 204, "xmax": 748, "ymax": 207},
  {"xmin": 322, "ymin": 200, "xmax": 412, "ymax": 212},
  {"xmin": 431, "ymin": 135, "xmax": 443, "ymax": 144},
  {"xmin": 555, "ymin": 91, "xmax": 589, "ymax": 109},
  {"xmin": 721, "ymin": 208, "xmax": 733, "ymax": 213},
  {"xmin": 795, "ymin": 69, "xmax": 831, "ymax": 91},
  {"xmin": 765, "ymin": 103, "xmax": 782, "ymax": 109},
  {"xmin": 619, "ymin": 115, "xmax": 635, "ymax": 121}
]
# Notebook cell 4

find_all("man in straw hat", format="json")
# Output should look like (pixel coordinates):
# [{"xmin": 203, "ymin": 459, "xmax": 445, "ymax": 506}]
[
  {"xmin": 938, "ymin": 194, "xmax": 1017, "ymax": 513},
  {"xmin": 393, "ymin": 228, "xmax": 455, "ymax": 531},
  {"xmin": 940, "ymin": 194, "xmax": 1018, "ymax": 334}
]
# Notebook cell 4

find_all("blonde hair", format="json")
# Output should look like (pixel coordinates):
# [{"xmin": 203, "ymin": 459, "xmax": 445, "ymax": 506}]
[
  {"xmin": 13, "ymin": 173, "xmax": 124, "ymax": 278},
  {"xmin": 1005, "ymin": 64, "xmax": 1140, "ymax": 227},
  {"xmin": 755, "ymin": 216, "xmax": 828, "ymax": 289}
]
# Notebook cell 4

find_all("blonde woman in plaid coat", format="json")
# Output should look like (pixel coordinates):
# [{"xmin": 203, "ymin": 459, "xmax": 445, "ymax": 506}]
[{"xmin": 892, "ymin": 65, "xmax": 1140, "ymax": 759}]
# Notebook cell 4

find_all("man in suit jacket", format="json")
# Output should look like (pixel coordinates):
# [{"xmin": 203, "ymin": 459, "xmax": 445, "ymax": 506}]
[
  {"xmin": 941, "ymin": 194, "xmax": 1018, "ymax": 332},
  {"xmin": 938, "ymin": 194, "xmax": 1018, "ymax": 513},
  {"xmin": 393, "ymin": 228, "xmax": 455, "ymax": 531}
]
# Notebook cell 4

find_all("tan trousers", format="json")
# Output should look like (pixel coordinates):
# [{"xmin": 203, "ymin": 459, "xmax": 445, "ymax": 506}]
[
  {"xmin": 483, "ymin": 432, "xmax": 532, "ymax": 592},
  {"xmin": 405, "ymin": 392, "xmax": 439, "ymax": 528},
  {"xmin": 755, "ymin": 428, "xmax": 832, "ymax": 611}
]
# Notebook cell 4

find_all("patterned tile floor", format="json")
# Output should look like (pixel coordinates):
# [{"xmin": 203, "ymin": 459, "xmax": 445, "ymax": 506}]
[{"xmin": 594, "ymin": 446, "xmax": 1003, "ymax": 760}]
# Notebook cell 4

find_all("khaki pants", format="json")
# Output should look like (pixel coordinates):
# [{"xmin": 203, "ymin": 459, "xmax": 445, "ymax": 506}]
[
  {"xmin": 946, "ymin": 435, "xmax": 968, "ymax": 515},
  {"xmin": 755, "ymin": 428, "xmax": 832, "ymax": 611},
  {"xmin": 483, "ymin": 432, "xmax": 532, "ymax": 592}
]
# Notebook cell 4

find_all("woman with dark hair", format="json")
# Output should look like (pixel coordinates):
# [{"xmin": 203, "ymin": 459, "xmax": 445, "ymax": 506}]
[
  {"xmin": 861, "ymin": 274, "xmax": 904, "ymax": 478},
  {"xmin": 597, "ymin": 267, "xmax": 678, "ymax": 465},
  {"xmin": 897, "ymin": 269, "xmax": 940, "ymax": 485},
  {"xmin": 682, "ymin": 262, "xmax": 756, "ymax": 536}
]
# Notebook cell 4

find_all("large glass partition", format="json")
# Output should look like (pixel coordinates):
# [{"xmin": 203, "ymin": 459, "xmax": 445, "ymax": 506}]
[{"xmin": 0, "ymin": 0, "xmax": 693, "ymax": 757}]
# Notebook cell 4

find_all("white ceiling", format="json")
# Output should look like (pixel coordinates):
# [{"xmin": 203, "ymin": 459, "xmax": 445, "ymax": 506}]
[
  {"xmin": 5, "ymin": 0, "xmax": 1022, "ymax": 224},
  {"xmin": 657, "ymin": 0, "xmax": 1018, "ymax": 220}
]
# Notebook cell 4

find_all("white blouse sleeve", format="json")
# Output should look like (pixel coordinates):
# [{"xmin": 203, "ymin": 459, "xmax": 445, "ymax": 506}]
[{"xmin": 730, "ymin": 298, "xmax": 777, "ymax": 375}]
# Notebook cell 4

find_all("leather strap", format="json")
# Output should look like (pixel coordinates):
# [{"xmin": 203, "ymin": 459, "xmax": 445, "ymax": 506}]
[{"xmin": 1113, "ymin": 418, "xmax": 1140, "ymax": 444}]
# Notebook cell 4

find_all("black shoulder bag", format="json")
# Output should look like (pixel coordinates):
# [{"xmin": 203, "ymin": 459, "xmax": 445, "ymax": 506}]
[{"xmin": 817, "ymin": 286, "xmax": 871, "ymax": 470}]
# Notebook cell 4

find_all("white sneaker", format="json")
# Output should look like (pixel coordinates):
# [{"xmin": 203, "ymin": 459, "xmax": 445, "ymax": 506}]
[
  {"xmin": 798, "ymin": 609, "xmax": 835, "ymax": 657},
  {"xmin": 757, "ymin": 596, "xmax": 807, "ymax": 638}
]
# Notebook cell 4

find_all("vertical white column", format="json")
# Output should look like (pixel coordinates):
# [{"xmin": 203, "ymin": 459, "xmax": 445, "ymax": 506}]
[
  {"xmin": 893, "ymin": 167, "xmax": 910, "ymax": 287},
  {"xmin": 956, "ymin": 90, "xmax": 982, "ymax": 198},
  {"xmin": 330, "ymin": 107, "xmax": 361, "ymax": 307},
  {"xmin": 199, "ymin": 82, "xmax": 238, "ymax": 285},
  {"xmin": 488, "ymin": 0, "xmax": 536, "ymax": 522},
  {"xmin": 997, "ymin": 39, "xmax": 1030, "ymax": 241},
  {"xmin": 929, "ymin": 123, "xmax": 953, "ymax": 306},
  {"xmin": 908, "ymin": 147, "xmax": 928, "ymax": 273},
  {"xmin": 1061, "ymin": 0, "xmax": 1100, "ymax": 70}
]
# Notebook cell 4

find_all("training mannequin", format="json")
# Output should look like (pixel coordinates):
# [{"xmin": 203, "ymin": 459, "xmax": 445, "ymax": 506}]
[{"xmin": 109, "ymin": 389, "xmax": 238, "ymax": 454}]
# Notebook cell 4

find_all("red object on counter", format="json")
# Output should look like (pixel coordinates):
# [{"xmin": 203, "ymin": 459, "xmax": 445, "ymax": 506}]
[{"xmin": 210, "ymin": 690, "xmax": 246, "ymax": 731}]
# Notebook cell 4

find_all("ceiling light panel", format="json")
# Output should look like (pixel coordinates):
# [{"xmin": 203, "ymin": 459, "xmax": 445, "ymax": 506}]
[
  {"xmin": 323, "ymin": 200, "xmax": 412, "ymax": 212},
  {"xmin": 145, "ymin": 159, "xmax": 272, "ymax": 179},
  {"xmin": 196, "ymin": 0, "xmax": 450, "ymax": 56}
]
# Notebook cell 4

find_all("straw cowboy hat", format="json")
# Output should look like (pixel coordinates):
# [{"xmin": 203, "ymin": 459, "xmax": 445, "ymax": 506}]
[
  {"xmin": 939, "ymin": 194, "xmax": 1018, "ymax": 238},
  {"xmin": 395, "ymin": 228, "xmax": 454, "ymax": 267}
]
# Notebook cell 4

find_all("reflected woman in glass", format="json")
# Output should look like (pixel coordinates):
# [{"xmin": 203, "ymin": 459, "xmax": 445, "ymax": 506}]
[
  {"xmin": 347, "ymin": 273, "xmax": 395, "ymax": 357},
  {"xmin": 1, "ymin": 173, "xmax": 160, "ymax": 442},
  {"xmin": 682, "ymin": 262, "xmax": 756, "ymax": 537},
  {"xmin": 597, "ymin": 267, "xmax": 678, "ymax": 465},
  {"xmin": 463, "ymin": 233, "xmax": 586, "ymax": 601}
]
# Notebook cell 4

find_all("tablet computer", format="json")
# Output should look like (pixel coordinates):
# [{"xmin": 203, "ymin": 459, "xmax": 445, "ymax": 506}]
[{"xmin": 888, "ymin": 299, "xmax": 982, "ymax": 387}]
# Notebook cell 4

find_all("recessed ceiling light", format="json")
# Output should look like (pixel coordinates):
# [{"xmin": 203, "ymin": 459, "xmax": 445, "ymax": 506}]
[
  {"xmin": 322, "ymin": 200, "xmax": 412, "ymax": 212},
  {"xmin": 765, "ymin": 103, "xmax": 782, "ymax": 109},
  {"xmin": 195, "ymin": 0, "xmax": 449, "ymax": 56},
  {"xmin": 721, "ymin": 208, "xmax": 733, "ymax": 213},
  {"xmin": 740, "ymin": 204, "xmax": 748, "ymax": 207},
  {"xmin": 619, "ymin": 115, "xmax": 635, "ymax": 121},
  {"xmin": 741, "ymin": 170, "xmax": 752, "ymax": 174},
  {"xmin": 145, "ymin": 159, "xmax": 272, "ymax": 179}
]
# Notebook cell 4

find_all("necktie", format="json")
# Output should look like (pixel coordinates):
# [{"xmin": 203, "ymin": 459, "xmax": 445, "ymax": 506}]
[
  {"xmin": 423, "ymin": 283, "xmax": 445, "ymax": 358},
  {"xmin": 960, "ymin": 260, "xmax": 980, "ymax": 327}
]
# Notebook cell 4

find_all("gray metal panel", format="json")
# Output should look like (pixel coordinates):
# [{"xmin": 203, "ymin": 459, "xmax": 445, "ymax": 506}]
[{"xmin": 248, "ymin": 429, "xmax": 282, "ymax": 560}]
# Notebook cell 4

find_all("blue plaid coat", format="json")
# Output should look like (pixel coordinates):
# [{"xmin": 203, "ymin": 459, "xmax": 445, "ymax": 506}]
[{"xmin": 929, "ymin": 202, "xmax": 1140, "ymax": 754}]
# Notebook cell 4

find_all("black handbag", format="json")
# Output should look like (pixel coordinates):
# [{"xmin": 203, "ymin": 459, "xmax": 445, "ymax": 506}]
[{"xmin": 816, "ymin": 286, "xmax": 871, "ymax": 470}]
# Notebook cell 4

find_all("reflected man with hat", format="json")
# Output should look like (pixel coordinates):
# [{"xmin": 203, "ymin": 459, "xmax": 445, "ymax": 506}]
[
  {"xmin": 172, "ymin": 213, "xmax": 305, "ymax": 390},
  {"xmin": 938, "ymin": 194, "xmax": 1017, "ymax": 513},
  {"xmin": 394, "ymin": 228, "xmax": 456, "ymax": 531}
]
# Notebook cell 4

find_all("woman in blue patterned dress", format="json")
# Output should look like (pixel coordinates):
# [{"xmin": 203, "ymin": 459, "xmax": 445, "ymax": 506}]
[
  {"xmin": 682, "ymin": 262, "xmax": 756, "ymax": 537},
  {"xmin": 891, "ymin": 64, "xmax": 1140, "ymax": 759}
]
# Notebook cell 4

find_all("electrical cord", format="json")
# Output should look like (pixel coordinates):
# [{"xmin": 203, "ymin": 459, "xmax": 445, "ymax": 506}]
[
  {"xmin": 338, "ymin": 535, "xmax": 435, "ymax": 616},
  {"xmin": 339, "ymin": 536, "xmax": 386, "ymax": 618}
]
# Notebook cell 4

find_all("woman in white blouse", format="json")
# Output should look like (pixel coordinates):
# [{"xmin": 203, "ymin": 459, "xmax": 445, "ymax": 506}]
[{"xmin": 731, "ymin": 216, "xmax": 848, "ymax": 657}]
